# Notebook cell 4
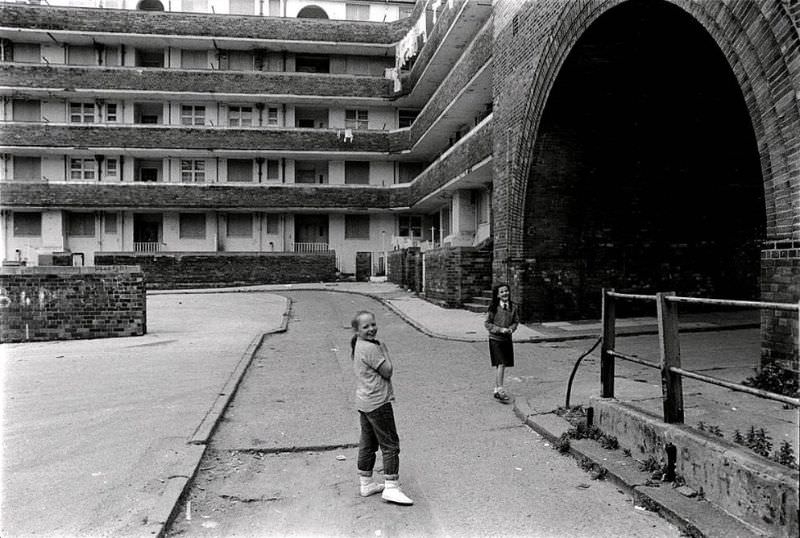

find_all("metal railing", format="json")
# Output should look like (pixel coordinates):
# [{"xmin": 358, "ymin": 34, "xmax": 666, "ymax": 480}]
[
  {"xmin": 291, "ymin": 242, "xmax": 329, "ymax": 253},
  {"xmin": 601, "ymin": 289, "xmax": 800, "ymax": 424},
  {"xmin": 133, "ymin": 242, "xmax": 161, "ymax": 253}
]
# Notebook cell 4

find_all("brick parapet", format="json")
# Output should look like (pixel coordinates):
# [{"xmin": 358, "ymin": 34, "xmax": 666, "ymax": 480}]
[
  {"xmin": 0, "ymin": 123, "xmax": 392, "ymax": 153},
  {"xmin": 402, "ymin": 0, "xmax": 468, "ymax": 89},
  {"xmin": 0, "ymin": 4, "xmax": 410, "ymax": 44},
  {"xmin": 94, "ymin": 252, "xmax": 336, "ymax": 288},
  {"xmin": 422, "ymin": 246, "xmax": 492, "ymax": 308},
  {"xmin": 0, "ymin": 64, "xmax": 394, "ymax": 98},
  {"xmin": 407, "ymin": 119, "xmax": 493, "ymax": 205},
  {"xmin": 408, "ymin": 19, "xmax": 493, "ymax": 147},
  {"xmin": 0, "ymin": 265, "xmax": 146, "ymax": 343},
  {"xmin": 0, "ymin": 182, "xmax": 395, "ymax": 210}
]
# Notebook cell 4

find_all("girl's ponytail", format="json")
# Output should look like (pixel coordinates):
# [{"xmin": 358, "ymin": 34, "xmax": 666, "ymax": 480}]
[{"xmin": 350, "ymin": 334, "xmax": 358, "ymax": 359}]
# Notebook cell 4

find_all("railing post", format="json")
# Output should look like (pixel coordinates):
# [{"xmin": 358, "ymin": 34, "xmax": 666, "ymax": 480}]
[
  {"xmin": 657, "ymin": 292, "xmax": 684, "ymax": 424},
  {"xmin": 601, "ymin": 288, "xmax": 616, "ymax": 398}
]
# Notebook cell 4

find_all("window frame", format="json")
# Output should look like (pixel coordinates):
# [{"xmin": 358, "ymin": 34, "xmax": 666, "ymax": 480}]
[
  {"xmin": 398, "ymin": 215, "xmax": 422, "ymax": 238},
  {"xmin": 228, "ymin": 105, "xmax": 254, "ymax": 127},
  {"xmin": 180, "ymin": 105, "xmax": 206, "ymax": 126},
  {"xmin": 345, "ymin": 109, "xmax": 369, "ymax": 130},
  {"xmin": 70, "ymin": 158, "xmax": 97, "ymax": 181},
  {"xmin": 180, "ymin": 159, "xmax": 206, "ymax": 183},
  {"xmin": 66, "ymin": 212, "xmax": 96, "ymax": 237},
  {"xmin": 226, "ymin": 213, "xmax": 253, "ymax": 237},
  {"xmin": 13, "ymin": 212, "xmax": 42, "ymax": 237},
  {"xmin": 69, "ymin": 102, "xmax": 96, "ymax": 124}
]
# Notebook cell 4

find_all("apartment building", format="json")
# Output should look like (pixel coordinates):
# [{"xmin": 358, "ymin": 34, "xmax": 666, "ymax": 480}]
[{"xmin": 0, "ymin": 0, "xmax": 494, "ymax": 276}]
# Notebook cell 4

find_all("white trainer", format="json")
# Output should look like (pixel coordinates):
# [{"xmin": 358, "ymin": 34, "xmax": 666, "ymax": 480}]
[
  {"xmin": 381, "ymin": 480, "xmax": 414, "ymax": 505},
  {"xmin": 359, "ymin": 476, "xmax": 384, "ymax": 497}
]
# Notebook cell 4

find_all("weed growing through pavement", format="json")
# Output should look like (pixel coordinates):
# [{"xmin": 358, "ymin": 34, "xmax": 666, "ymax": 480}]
[{"xmin": 742, "ymin": 362, "xmax": 799, "ymax": 399}]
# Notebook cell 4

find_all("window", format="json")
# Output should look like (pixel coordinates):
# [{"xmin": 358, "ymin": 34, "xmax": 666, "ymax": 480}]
[
  {"xmin": 229, "ymin": 0, "xmax": 254, "ymax": 15},
  {"xmin": 477, "ymin": 190, "xmax": 490, "ymax": 224},
  {"xmin": 70, "ymin": 159, "xmax": 97, "ymax": 181},
  {"xmin": 13, "ymin": 157, "xmax": 41, "ymax": 180},
  {"xmin": 182, "ymin": 0, "xmax": 208, "ymax": 13},
  {"xmin": 266, "ymin": 107, "xmax": 279, "ymax": 126},
  {"xmin": 266, "ymin": 214, "xmax": 279, "ymax": 234},
  {"xmin": 345, "ymin": 214, "xmax": 370, "ymax": 240},
  {"xmin": 345, "ymin": 161, "xmax": 370, "ymax": 184},
  {"xmin": 295, "ymin": 55, "xmax": 330, "ymax": 73},
  {"xmin": 226, "ymin": 213, "xmax": 253, "ymax": 237},
  {"xmin": 105, "ymin": 103, "xmax": 118, "ymax": 122},
  {"xmin": 398, "ymin": 162, "xmax": 424, "ymax": 184},
  {"xmin": 67, "ymin": 213, "xmax": 96, "ymax": 237},
  {"xmin": 228, "ymin": 106, "xmax": 253, "ymax": 127},
  {"xmin": 11, "ymin": 43, "xmax": 40, "ymax": 63},
  {"xmin": 227, "ymin": 51, "xmax": 254, "ymax": 70},
  {"xmin": 181, "ymin": 49, "xmax": 208, "ymax": 69},
  {"xmin": 345, "ymin": 109, "xmax": 368, "ymax": 130},
  {"xmin": 267, "ymin": 0, "xmax": 280, "ymax": 16},
  {"xmin": 12, "ymin": 99, "xmax": 40, "ymax": 122},
  {"xmin": 104, "ymin": 212, "xmax": 118, "ymax": 234},
  {"xmin": 398, "ymin": 109, "xmax": 419, "ymax": 128},
  {"xmin": 70, "ymin": 102, "xmax": 95, "ymax": 124},
  {"xmin": 13, "ymin": 212, "xmax": 41, "ymax": 237},
  {"xmin": 181, "ymin": 105, "xmax": 206, "ymax": 126},
  {"xmin": 105, "ymin": 158, "xmax": 118, "ymax": 179},
  {"xmin": 227, "ymin": 159, "xmax": 253, "ymax": 182},
  {"xmin": 346, "ymin": 3, "xmax": 370, "ymax": 20},
  {"xmin": 179, "ymin": 213, "xmax": 206, "ymax": 239},
  {"xmin": 103, "ymin": 46, "xmax": 121, "ymax": 66},
  {"xmin": 136, "ymin": 48, "xmax": 164, "ymax": 68},
  {"xmin": 181, "ymin": 160, "xmax": 206, "ymax": 183},
  {"xmin": 265, "ymin": 159, "xmax": 280, "ymax": 181},
  {"xmin": 67, "ymin": 45, "xmax": 96, "ymax": 65},
  {"xmin": 398, "ymin": 215, "xmax": 422, "ymax": 237}
]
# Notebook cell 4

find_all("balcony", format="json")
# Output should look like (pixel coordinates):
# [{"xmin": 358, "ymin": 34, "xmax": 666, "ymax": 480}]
[
  {"xmin": 0, "ymin": 182, "xmax": 395, "ymax": 210},
  {"xmin": 0, "ymin": 4, "xmax": 410, "ymax": 54},
  {"xmin": 291, "ymin": 242, "xmax": 330, "ymax": 253},
  {"xmin": 0, "ymin": 64, "xmax": 395, "ymax": 100},
  {"xmin": 0, "ymin": 123, "xmax": 393, "ymax": 156}
]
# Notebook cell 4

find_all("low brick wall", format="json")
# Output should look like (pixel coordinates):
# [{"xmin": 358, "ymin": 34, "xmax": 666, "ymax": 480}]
[
  {"xmin": 761, "ymin": 243, "xmax": 800, "ymax": 370},
  {"xmin": 0, "ymin": 266, "xmax": 145, "ymax": 343},
  {"xmin": 592, "ymin": 398, "xmax": 799, "ymax": 538},
  {"xmin": 387, "ymin": 247, "xmax": 422, "ymax": 293},
  {"xmin": 422, "ymin": 247, "xmax": 492, "ymax": 307},
  {"xmin": 94, "ymin": 252, "xmax": 336, "ymax": 289}
]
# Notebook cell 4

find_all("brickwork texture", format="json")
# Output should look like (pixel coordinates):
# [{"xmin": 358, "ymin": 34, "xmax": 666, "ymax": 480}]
[
  {"xmin": 95, "ymin": 252, "xmax": 336, "ymax": 288},
  {"xmin": 0, "ymin": 266, "xmax": 145, "ymax": 343}
]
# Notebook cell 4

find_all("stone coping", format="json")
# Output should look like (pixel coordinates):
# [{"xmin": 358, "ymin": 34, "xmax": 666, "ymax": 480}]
[{"xmin": 0, "ymin": 265, "xmax": 141, "ymax": 275}]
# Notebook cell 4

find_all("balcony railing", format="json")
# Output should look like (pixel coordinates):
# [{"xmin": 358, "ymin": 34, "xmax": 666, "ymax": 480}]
[
  {"xmin": 133, "ymin": 242, "xmax": 161, "ymax": 253},
  {"xmin": 291, "ymin": 242, "xmax": 329, "ymax": 253}
]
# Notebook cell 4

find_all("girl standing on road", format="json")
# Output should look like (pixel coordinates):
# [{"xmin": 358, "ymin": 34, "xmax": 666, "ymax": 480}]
[
  {"xmin": 484, "ymin": 283, "xmax": 520, "ymax": 403},
  {"xmin": 350, "ymin": 310, "xmax": 414, "ymax": 505}
]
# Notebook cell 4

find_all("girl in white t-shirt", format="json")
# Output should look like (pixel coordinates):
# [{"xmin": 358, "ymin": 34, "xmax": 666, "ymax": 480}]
[{"xmin": 350, "ymin": 310, "xmax": 413, "ymax": 505}]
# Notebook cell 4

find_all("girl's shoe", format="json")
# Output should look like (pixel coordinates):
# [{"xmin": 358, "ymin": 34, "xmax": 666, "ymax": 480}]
[
  {"xmin": 359, "ymin": 476, "xmax": 384, "ymax": 497},
  {"xmin": 381, "ymin": 480, "xmax": 413, "ymax": 505}
]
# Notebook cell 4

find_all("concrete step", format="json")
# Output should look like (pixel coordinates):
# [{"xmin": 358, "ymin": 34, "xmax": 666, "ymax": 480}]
[
  {"xmin": 470, "ymin": 296, "xmax": 492, "ymax": 305},
  {"xmin": 479, "ymin": 290, "xmax": 493, "ymax": 299},
  {"xmin": 463, "ymin": 302, "xmax": 488, "ymax": 313}
]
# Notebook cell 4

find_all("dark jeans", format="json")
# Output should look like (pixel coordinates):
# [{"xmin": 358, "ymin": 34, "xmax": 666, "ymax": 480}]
[{"xmin": 357, "ymin": 402, "xmax": 400, "ymax": 480}]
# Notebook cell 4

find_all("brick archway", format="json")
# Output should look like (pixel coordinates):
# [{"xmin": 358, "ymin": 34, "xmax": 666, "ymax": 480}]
[{"xmin": 492, "ymin": 0, "xmax": 798, "ymax": 363}]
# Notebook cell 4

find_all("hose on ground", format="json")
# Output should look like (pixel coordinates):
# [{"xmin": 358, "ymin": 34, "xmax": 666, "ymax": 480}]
[{"xmin": 564, "ymin": 336, "xmax": 603, "ymax": 409}]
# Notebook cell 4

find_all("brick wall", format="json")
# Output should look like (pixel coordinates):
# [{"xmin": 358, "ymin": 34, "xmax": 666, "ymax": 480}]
[
  {"xmin": 0, "ymin": 265, "xmax": 145, "ymax": 343},
  {"xmin": 0, "ymin": 65, "xmax": 394, "ymax": 98},
  {"xmin": 387, "ymin": 247, "xmax": 421, "ymax": 292},
  {"xmin": 0, "ymin": 124, "xmax": 391, "ymax": 153},
  {"xmin": 94, "ymin": 252, "xmax": 336, "ymax": 288},
  {"xmin": 422, "ymin": 247, "xmax": 492, "ymax": 308},
  {"xmin": 1, "ymin": 182, "xmax": 394, "ymax": 211},
  {"xmin": 761, "ymin": 242, "xmax": 800, "ymax": 370},
  {"xmin": 0, "ymin": 4, "xmax": 410, "ymax": 43},
  {"xmin": 491, "ymin": 0, "xmax": 799, "ymax": 342}
]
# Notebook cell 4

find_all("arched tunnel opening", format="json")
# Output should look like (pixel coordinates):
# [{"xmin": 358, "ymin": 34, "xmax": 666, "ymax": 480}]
[{"xmin": 522, "ymin": 0, "xmax": 765, "ymax": 320}]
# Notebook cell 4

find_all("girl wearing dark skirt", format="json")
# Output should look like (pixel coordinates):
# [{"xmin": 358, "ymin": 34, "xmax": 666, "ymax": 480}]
[{"xmin": 484, "ymin": 283, "xmax": 519, "ymax": 403}]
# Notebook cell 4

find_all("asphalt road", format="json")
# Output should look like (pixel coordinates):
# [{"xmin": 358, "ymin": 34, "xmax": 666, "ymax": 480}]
[{"xmin": 168, "ymin": 291, "xmax": 680, "ymax": 537}]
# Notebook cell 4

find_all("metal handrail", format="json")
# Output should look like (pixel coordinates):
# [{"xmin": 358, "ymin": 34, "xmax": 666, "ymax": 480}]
[{"xmin": 600, "ymin": 288, "xmax": 800, "ymax": 425}]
